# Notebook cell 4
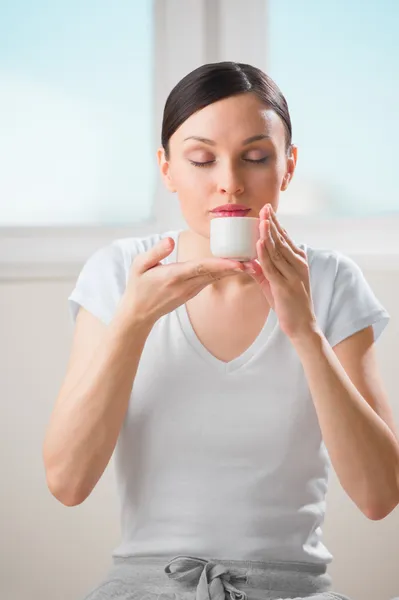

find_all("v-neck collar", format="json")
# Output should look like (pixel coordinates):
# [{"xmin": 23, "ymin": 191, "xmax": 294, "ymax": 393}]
[{"xmin": 164, "ymin": 229, "xmax": 279, "ymax": 374}]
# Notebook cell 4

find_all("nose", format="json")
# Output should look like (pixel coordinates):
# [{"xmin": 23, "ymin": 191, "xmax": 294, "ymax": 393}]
[{"xmin": 217, "ymin": 164, "xmax": 244, "ymax": 196}]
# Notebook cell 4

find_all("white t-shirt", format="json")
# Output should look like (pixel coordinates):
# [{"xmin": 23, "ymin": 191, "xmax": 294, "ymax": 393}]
[{"xmin": 68, "ymin": 229, "xmax": 390, "ymax": 565}]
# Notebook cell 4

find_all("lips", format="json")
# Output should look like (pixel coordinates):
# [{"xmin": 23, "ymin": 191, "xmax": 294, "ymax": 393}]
[
  {"xmin": 211, "ymin": 204, "xmax": 249, "ymax": 212},
  {"xmin": 211, "ymin": 204, "xmax": 251, "ymax": 217}
]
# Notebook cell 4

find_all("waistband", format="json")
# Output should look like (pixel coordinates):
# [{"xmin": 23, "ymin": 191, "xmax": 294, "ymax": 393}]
[{"xmin": 111, "ymin": 555, "xmax": 332, "ymax": 598}]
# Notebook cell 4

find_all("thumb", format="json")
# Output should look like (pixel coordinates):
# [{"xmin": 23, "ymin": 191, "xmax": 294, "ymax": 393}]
[{"xmin": 135, "ymin": 237, "xmax": 175, "ymax": 273}]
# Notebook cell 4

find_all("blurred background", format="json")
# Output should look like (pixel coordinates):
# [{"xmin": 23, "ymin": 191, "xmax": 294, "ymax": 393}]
[
  {"xmin": 0, "ymin": 0, "xmax": 398, "ymax": 224},
  {"xmin": 0, "ymin": 1, "xmax": 398, "ymax": 599}
]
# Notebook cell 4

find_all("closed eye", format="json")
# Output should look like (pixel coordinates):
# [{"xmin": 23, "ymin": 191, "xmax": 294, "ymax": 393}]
[
  {"xmin": 189, "ymin": 157, "xmax": 269, "ymax": 168},
  {"xmin": 245, "ymin": 157, "xmax": 269, "ymax": 164},
  {"xmin": 189, "ymin": 160, "xmax": 214, "ymax": 167}
]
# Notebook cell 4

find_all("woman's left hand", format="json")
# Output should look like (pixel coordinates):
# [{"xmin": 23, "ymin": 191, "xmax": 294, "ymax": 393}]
[{"xmin": 242, "ymin": 203, "xmax": 318, "ymax": 340}]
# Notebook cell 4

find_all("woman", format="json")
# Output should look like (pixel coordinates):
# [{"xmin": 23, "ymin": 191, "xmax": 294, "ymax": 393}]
[{"xmin": 43, "ymin": 62, "xmax": 399, "ymax": 600}]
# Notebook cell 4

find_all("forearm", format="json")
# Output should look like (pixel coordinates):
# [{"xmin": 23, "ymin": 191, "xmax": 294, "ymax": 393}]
[
  {"xmin": 291, "ymin": 327, "xmax": 399, "ymax": 519},
  {"xmin": 44, "ymin": 305, "xmax": 153, "ymax": 505}
]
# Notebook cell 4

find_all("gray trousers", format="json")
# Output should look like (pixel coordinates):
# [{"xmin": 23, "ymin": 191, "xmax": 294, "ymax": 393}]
[{"xmin": 82, "ymin": 555, "xmax": 352, "ymax": 600}]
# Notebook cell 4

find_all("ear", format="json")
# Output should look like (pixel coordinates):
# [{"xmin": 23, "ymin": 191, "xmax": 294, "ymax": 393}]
[
  {"xmin": 281, "ymin": 144, "xmax": 298, "ymax": 191},
  {"xmin": 157, "ymin": 147, "xmax": 177, "ymax": 193}
]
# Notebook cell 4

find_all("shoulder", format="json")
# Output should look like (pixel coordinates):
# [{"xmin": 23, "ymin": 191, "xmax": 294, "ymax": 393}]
[
  {"xmin": 68, "ymin": 230, "xmax": 178, "ymax": 325},
  {"xmin": 115, "ymin": 229, "xmax": 179, "ymax": 263},
  {"xmin": 300, "ymin": 243, "xmax": 390, "ymax": 346},
  {"xmin": 299, "ymin": 242, "xmax": 370, "ymax": 314},
  {"xmin": 86, "ymin": 229, "xmax": 178, "ymax": 279},
  {"xmin": 301, "ymin": 242, "xmax": 361, "ymax": 283}
]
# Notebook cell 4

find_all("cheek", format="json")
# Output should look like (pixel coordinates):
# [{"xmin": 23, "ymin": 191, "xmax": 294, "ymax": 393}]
[
  {"xmin": 247, "ymin": 166, "xmax": 281, "ymax": 193},
  {"xmin": 174, "ymin": 163, "xmax": 214, "ymax": 194},
  {"xmin": 172, "ymin": 164, "xmax": 213, "ymax": 214}
]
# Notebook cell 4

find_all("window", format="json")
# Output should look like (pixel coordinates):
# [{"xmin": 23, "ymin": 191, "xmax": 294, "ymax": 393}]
[
  {"xmin": 267, "ymin": 0, "xmax": 398, "ymax": 218},
  {"xmin": 0, "ymin": 1, "xmax": 154, "ymax": 226},
  {"xmin": 1, "ymin": 0, "xmax": 397, "ymax": 277},
  {"xmin": 0, "ymin": 0, "xmax": 212, "ymax": 278}
]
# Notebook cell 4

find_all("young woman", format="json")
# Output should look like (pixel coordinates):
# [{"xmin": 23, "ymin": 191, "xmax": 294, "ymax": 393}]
[{"xmin": 43, "ymin": 62, "xmax": 399, "ymax": 600}]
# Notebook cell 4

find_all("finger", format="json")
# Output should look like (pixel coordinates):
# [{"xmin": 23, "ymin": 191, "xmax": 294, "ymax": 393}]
[
  {"xmin": 193, "ymin": 267, "xmax": 247, "ymax": 289},
  {"xmin": 261, "ymin": 218, "xmax": 297, "ymax": 279},
  {"xmin": 136, "ymin": 237, "xmax": 175, "ymax": 273},
  {"xmin": 268, "ymin": 218, "xmax": 298, "ymax": 277},
  {"xmin": 241, "ymin": 259, "xmax": 266, "ymax": 283},
  {"xmin": 259, "ymin": 203, "xmax": 270, "ymax": 221},
  {"xmin": 257, "ymin": 221, "xmax": 284, "ymax": 282},
  {"xmin": 184, "ymin": 258, "xmax": 244, "ymax": 281},
  {"xmin": 270, "ymin": 208, "xmax": 306, "ymax": 258},
  {"xmin": 269, "ymin": 215, "xmax": 308, "ymax": 274},
  {"xmin": 267, "ymin": 219, "xmax": 311, "ymax": 296}
]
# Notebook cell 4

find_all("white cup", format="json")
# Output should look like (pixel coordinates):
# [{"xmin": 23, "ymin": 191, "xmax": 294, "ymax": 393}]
[{"xmin": 210, "ymin": 216, "xmax": 260, "ymax": 261}]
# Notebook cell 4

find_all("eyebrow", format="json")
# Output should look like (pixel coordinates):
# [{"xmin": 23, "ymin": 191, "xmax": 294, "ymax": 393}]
[{"xmin": 183, "ymin": 134, "xmax": 271, "ymax": 146}]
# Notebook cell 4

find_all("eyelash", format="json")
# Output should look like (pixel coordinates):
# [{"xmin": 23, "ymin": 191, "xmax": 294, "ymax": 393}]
[{"xmin": 189, "ymin": 158, "xmax": 269, "ymax": 168}]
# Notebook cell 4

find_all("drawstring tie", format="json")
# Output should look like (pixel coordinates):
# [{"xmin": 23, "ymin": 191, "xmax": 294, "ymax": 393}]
[{"xmin": 164, "ymin": 556, "xmax": 248, "ymax": 600}]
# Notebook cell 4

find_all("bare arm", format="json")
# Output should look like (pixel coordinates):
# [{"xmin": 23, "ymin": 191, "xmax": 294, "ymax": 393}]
[
  {"xmin": 43, "ymin": 302, "xmax": 153, "ymax": 507},
  {"xmin": 43, "ymin": 237, "xmax": 245, "ymax": 507}
]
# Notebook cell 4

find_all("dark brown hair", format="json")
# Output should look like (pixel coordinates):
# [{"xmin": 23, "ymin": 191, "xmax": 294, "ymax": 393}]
[{"xmin": 161, "ymin": 61, "xmax": 292, "ymax": 159}]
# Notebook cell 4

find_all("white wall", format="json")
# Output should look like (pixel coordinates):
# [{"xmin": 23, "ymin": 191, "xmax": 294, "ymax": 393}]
[{"xmin": 1, "ymin": 266, "xmax": 399, "ymax": 600}]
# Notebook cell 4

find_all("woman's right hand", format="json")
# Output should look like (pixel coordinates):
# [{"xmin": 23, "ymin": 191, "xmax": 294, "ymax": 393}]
[{"xmin": 121, "ymin": 236, "xmax": 246, "ymax": 325}]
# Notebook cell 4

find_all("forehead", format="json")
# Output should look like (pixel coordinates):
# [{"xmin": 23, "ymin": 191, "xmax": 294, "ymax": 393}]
[{"xmin": 172, "ymin": 93, "xmax": 286, "ymax": 144}]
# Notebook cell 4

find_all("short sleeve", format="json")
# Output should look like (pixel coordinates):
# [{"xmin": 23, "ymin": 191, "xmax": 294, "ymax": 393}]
[
  {"xmin": 324, "ymin": 253, "xmax": 390, "ymax": 348},
  {"xmin": 68, "ymin": 242, "xmax": 127, "ymax": 326}
]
